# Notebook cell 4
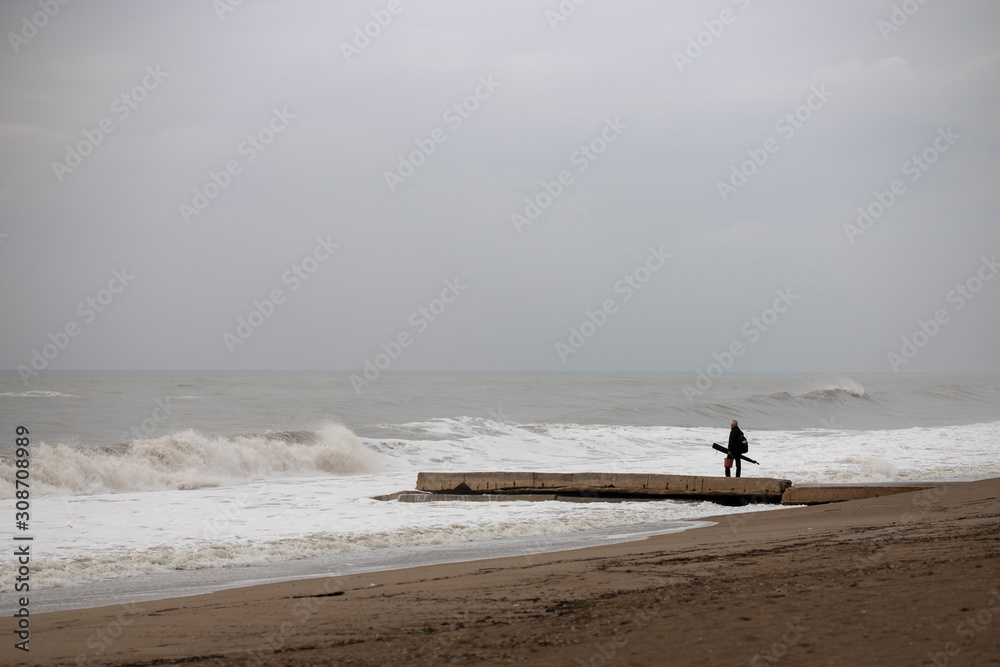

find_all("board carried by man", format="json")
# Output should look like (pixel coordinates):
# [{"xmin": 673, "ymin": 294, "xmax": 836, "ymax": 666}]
[{"xmin": 711, "ymin": 442, "xmax": 759, "ymax": 465}]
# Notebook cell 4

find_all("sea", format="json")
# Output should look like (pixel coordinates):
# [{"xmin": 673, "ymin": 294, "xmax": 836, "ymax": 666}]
[{"xmin": 1, "ymin": 371, "xmax": 998, "ymax": 613}]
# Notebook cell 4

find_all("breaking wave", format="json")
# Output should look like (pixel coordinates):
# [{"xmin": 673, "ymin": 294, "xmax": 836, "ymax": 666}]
[
  {"xmin": 799, "ymin": 387, "xmax": 868, "ymax": 401},
  {"xmin": 0, "ymin": 425, "xmax": 391, "ymax": 498}
]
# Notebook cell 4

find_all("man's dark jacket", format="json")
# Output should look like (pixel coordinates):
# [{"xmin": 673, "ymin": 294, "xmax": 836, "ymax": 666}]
[{"xmin": 729, "ymin": 425, "xmax": 747, "ymax": 454}]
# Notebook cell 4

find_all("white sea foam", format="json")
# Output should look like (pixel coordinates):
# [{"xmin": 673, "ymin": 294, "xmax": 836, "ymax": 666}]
[
  {"xmin": 3, "ymin": 412, "xmax": 998, "ymax": 593},
  {"xmin": 375, "ymin": 417, "xmax": 1000, "ymax": 485},
  {"xmin": 6, "ymin": 419, "xmax": 998, "ymax": 502},
  {"xmin": 0, "ymin": 424, "xmax": 393, "ymax": 499},
  {"xmin": 1, "ymin": 495, "xmax": 765, "ymax": 589}
]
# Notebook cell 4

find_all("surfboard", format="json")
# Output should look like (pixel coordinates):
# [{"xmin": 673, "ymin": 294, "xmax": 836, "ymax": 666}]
[{"xmin": 712, "ymin": 442, "xmax": 759, "ymax": 465}]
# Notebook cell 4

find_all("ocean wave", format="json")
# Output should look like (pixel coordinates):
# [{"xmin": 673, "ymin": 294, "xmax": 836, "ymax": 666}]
[
  {"xmin": 0, "ymin": 425, "xmax": 392, "ymax": 498},
  {"xmin": 748, "ymin": 383, "xmax": 866, "ymax": 403},
  {"xmin": 799, "ymin": 387, "xmax": 868, "ymax": 401},
  {"xmin": 0, "ymin": 390, "xmax": 80, "ymax": 398},
  {"xmin": 763, "ymin": 391, "xmax": 795, "ymax": 400}
]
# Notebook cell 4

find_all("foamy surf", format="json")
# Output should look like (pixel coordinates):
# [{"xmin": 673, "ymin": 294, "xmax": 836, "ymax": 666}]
[
  {"xmin": 367, "ymin": 417, "xmax": 1000, "ymax": 485},
  {"xmin": 0, "ymin": 425, "xmax": 392, "ymax": 498},
  {"xmin": 1, "ymin": 371, "xmax": 997, "ymax": 607},
  {"xmin": 3, "ymin": 493, "xmax": 766, "ymax": 589}
]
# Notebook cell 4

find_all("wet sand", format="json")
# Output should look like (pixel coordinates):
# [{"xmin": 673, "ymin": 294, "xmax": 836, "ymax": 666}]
[{"xmin": 6, "ymin": 477, "xmax": 1000, "ymax": 666}]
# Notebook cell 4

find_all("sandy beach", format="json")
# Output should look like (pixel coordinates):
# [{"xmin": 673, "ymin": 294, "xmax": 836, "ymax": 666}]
[{"xmin": 7, "ymin": 477, "xmax": 1000, "ymax": 666}]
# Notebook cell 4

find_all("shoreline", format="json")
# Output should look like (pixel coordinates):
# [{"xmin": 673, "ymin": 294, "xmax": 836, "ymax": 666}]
[
  {"xmin": 6, "ymin": 477, "xmax": 1000, "ymax": 665},
  {"xmin": 22, "ymin": 516, "xmax": 724, "ymax": 616}
]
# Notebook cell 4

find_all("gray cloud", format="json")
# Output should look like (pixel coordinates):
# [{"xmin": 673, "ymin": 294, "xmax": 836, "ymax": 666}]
[{"xmin": 1, "ymin": 0, "xmax": 998, "ymax": 375}]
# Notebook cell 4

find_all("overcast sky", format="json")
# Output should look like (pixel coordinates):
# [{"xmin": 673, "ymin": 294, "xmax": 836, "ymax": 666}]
[{"xmin": 1, "ymin": 0, "xmax": 998, "ymax": 375}]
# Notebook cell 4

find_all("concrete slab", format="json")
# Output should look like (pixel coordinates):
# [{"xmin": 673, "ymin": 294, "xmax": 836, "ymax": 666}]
[
  {"xmin": 371, "ymin": 490, "xmax": 426, "ymax": 501},
  {"xmin": 415, "ymin": 472, "xmax": 792, "ymax": 501},
  {"xmin": 384, "ymin": 475, "xmax": 942, "ymax": 507},
  {"xmin": 781, "ymin": 484, "xmax": 935, "ymax": 505},
  {"xmin": 394, "ymin": 493, "xmax": 559, "ymax": 503}
]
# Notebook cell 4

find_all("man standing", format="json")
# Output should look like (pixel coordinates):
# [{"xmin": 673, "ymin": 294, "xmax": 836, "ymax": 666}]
[{"xmin": 727, "ymin": 419, "xmax": 747, "ymax": 478}]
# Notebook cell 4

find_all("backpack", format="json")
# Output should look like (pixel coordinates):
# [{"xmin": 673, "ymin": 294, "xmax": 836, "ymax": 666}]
[{"xmin": 739, "ymin": 438, "xmax": 749, "ymax": 454}]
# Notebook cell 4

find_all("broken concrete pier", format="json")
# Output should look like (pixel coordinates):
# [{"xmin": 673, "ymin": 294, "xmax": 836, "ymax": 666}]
[
  {"xmin": 372, "ymin": 473, "xmax": 944, "ymax": 506},
  {"xmin": 413, "ymin": 471, "xmax": 793, "ymax": 504},
  {"xmin": 780, "ymin": 482, "xmax": 936, "ymax": 505}
]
